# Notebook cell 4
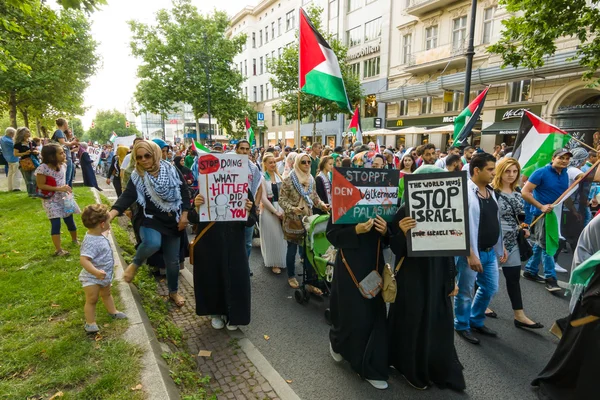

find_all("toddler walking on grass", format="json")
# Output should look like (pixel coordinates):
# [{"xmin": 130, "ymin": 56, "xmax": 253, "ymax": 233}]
[{"xmin": 79, "ymin": 204, "xmax": 127, "ymax": 333}]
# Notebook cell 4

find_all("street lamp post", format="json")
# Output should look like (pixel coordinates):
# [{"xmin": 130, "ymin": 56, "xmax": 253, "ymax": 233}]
[
  {"xmin": 203, "ymin": 32, "xmax": 212, "ymax": 143},
  {"xmin": 463, "ymin": 0, "xmax": 478, "ymax": 109}
]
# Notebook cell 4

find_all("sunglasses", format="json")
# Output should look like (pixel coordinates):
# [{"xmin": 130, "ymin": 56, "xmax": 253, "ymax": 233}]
[
  {"xmin": 136, "ymin": 153, "xmax": 152, "ymax": 161},
  {"xmin": 300, "ymin": 160, "xmax": 311, "ymax": 165}
]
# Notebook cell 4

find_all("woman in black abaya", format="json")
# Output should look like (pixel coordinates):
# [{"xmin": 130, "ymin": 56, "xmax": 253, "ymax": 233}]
[{"xmin": 326, "ymin": 215, "xmax": 390, "ymax": 390}]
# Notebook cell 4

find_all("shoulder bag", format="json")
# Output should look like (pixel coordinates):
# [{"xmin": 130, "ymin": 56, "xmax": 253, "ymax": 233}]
[
  {"xmin": 188, "ymin": 221, "xmax": 215, "ymax": 264},
  {"xmin": 19, "ymin": 157, "xmax": 36, "ymax": 172},
  {"xmin": 382, "ymin": 256, "xmax": 405, "ymax": 303},
  {"xmin": 496, "ymin": 190, "xmax": 532, "ymax": 261},
  {"xmin": 36, "ymin": 174, "xmax": 56, "ymax": 199},
  {"xmin": 340, "ymin": 239, "xmax": 383, "ymax": 300}
]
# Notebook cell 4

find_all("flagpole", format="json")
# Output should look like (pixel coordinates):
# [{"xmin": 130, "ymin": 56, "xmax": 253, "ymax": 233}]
[
  {"xmin": 297, "ymin": 90, "xmax": 301, "ymax": 147},
  {"xmin": 529, "ymin": 158, "xmax": 600, "ymax": 228},
  {"xmin": 569, "ymin": 136, "xmax": 597, "ymax": 153}
]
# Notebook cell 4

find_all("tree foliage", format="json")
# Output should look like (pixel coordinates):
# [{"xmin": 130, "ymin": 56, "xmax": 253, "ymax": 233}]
[
  {"xmin": 129, "ymin": 0, "xmax": 249, "ymax": 139},
  {"xmin": 84, "ymin": 109, "xmax": 141, "ymax": 144},
  {"xmin": 488, "ymin": 0, "xmax": 600, "ymax": 84},
  {"xmin": 267, "ymin": 5, "xmax": 363, "ymax": 135},
  {"xmin": 0, "ymin": 2, "xmax": 100, "ymax": 131}
]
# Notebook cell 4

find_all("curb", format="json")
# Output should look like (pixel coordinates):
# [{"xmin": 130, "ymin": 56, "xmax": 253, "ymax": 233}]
[
  {"xmin": 180, "ymin": 268, "xmax": 302, "ymax": 400},
  {"xmin": 91, "ymin": 189, "xmax": 179, "ymax": 400}
]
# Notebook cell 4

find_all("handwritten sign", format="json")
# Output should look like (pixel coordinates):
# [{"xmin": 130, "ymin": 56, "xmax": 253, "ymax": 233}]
[
  {"xmin": 331, "ymin": 167, "xmax": 399, "ymax": 224},
  {"xmin": 403, "ymin": 171, "xmax": 470, "ymax": 257},
  {"xmin": 88, "ymin": 147, "xmax": 102, "ymax": 168},
  {"xmin": 197, "ymin": 154, "xmax": 249, "ymax": 222}
]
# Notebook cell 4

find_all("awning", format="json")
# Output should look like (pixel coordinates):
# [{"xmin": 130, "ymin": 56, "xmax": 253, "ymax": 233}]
[{"xmin": 482, "ymin": 120, "xmax": 520, "ymax": 135}]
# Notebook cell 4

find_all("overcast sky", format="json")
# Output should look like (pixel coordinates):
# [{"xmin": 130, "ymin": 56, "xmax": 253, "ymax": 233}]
[{"xmin": 79, "ymin": 0, "xmax": 253, "ymax": 128}]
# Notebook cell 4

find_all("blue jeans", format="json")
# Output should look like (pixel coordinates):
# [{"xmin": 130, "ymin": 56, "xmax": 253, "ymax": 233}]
[
  {"xmin": 525, "ymin": 244, "xmax": 556, "ymax": 280},
  {"xmin": 20, "ymin": 169, "xmax": 36, "ymax": 196},
  {"xmin": 66, "ymin": 158, "xmax": 74, "ymax": 187},
  {"xmin": 286, "ymin": 241, "xmax": 315, "ymax": 280},
  {"xmin": 244, "ymin": 226, "xmax": 254, "ymax": 259},
  {"xmin": 454, "ymin": 249, "xmax": 500, "ymax": 331},
  {"xmin": 133, "ymin": 226, "xmax": 181, "ymax": 293}
]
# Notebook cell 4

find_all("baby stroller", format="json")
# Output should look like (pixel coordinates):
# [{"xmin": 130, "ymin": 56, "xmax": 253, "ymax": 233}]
[{"xmin": 294, "ymin": 214, "xmax": 337, "ymax": 324}]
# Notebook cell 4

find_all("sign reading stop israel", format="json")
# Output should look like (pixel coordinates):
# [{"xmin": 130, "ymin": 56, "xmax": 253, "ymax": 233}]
[
  {"xmin": 403, "ymin": 171, "xmax": 470, "ymax": 257},
  {"xmin": 331, "ymin": 167, "xmax": 399, "ymax": 224}
]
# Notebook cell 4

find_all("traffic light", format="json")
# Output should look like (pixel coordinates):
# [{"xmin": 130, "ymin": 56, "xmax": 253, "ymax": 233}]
[
  {"xmin": 125, "ymin": 121, "xmax": 130, "ymax": 128},
  {"xmin": 91, "ymin": 121, "xmax": 95, "ymax": 129}
]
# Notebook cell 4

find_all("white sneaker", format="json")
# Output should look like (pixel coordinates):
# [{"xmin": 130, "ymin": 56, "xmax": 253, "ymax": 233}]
[
  {"xmin": 226, "ymin": 323, "xmax": 239, "ymax": 331},
  {"xmin": 366, "ymin": 379, "xmax": 388, "ymax": 390},
  {"xmin": 211, "ymin": 317, "xmax": 225, "ymax": 330},
  {"xmin": 330, "ymin": 343, "xmax": 343, "ymax": 362},
  {"xmin": 554, "ymin": 264, "xmax": 568, "ymax": 273}
]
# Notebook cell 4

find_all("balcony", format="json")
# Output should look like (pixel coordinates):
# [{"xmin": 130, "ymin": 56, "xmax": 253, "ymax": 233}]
[
  {"xmin": 405, "ymin": 0, "xmax": 462, "ymax": 17},
  {"xmin": 403, "ymin": 39, "xmax": 467, "ymax": 74}
]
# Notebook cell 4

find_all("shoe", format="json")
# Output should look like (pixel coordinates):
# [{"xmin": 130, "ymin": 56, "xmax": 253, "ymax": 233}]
[
  {"xmin": 514, "ymin": 319, "xmax": 544, "ymax": 329},
  {"xmin": 211, "ymin": 317, "xmax": 225, "ymax": 330},
  {"xmin": 522, "ymin": 271, "xmax": 545, "ymax": 283},
  {"xmin": 330, "ymin": 343, "xmax": 343, "ymax": 362},
  {"xmin": 545, "ymin": 278, "xmax": 561, "ymax": 292},
  {"xmin": 12, "ymin": 189, "xmax": 21, "ymax": 192},
  {"xmin": 554, "ymin": 264, "xmax": 568, "ymax": 273},
  {"xmin": 366, "ymin": 379, "xmax": 388, "ymax": 390},
  {"xmin": 401, "ymin": 374, "xmax": 428, "ymax": 390},
  {"xmin": 109, "ymin": 312, "xmax": 128, "ymax": 319},
  {"xmin": 471, "ymin": 325, "xmax": 498, "ymax": 337},
  {"xmin": 53, "ymin": 249, "xmax": 70, "ymax": 257},
  {"xmin": 288, "ymin": 277, "xmax": 299, "ymax": 289},
  {"xmin": 226, "ymin": 323, "xmax": 238, "ymax": 331},
  {"xmin": 84, "ymin": 323, "xmax": 99, "ymax": 333},
  {"xmin": 455, "ymin": 329, "xmax": 480, "ymax": 344},
  {"xmin": 485, "ymin": 310, "xmax": 498, "ymax": 318}
]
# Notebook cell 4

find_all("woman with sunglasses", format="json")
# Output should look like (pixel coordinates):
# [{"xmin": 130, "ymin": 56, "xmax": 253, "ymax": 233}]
[
  {"xmin": 279, "ymin": 153, "xmax": 330, "ymax": 291},
  {"xmin": 108, "ymin": 140, "xmax": 190, "ymax": 307}
]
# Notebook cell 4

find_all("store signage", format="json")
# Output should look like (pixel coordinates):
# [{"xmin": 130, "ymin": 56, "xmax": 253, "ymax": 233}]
[
  {"xmin": 442, "ymin": 115, "xmax": 482, "ymax": 123},
  {"xmin": 347, "ymin": 43, "xmax": 381, "ymax": 61},
  {"xmin": 374, "ymin": 118, "xmax": 382, "ymax": 128},
  {"xmin": 502, "ymin": 108, "xmax": 529, "ymax": 120}
]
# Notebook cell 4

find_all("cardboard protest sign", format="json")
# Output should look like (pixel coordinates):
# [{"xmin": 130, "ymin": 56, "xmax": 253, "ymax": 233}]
[
  {"xmin": 87, "ymin": 147, "xmax": 102, "ymax": 168},
  {"xmin": 331, "ymin": 167, "xmax": 399, "ymax": 224},
  {"xmin": 197, "ymin": 154, "xmax": 249, "ymax": 222},
  {"xmin": 403, "ymin": 171, "xmax": 470, "ymax": 257}
]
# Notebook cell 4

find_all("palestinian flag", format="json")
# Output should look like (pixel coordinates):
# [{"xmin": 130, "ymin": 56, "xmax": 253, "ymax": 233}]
[
  {"xmin": 109, "ymin": 132, "xmax": 117, "ymax": 143},
  {"xmin": 348, "ymin": 106, "xmax": 362, "ymax": 142},
  {"xmin": 191, "ymin": 140, "xmax": 210, "ymax": 154},
  {"xmin": 299, "ymin": 8, "xmax": 351, "ymax": 111},
  {"xmin": 245, "ymin": 117, "xmax": 255, "ymax": 147},
  {"xmin": 453, "ymin": 87, "xmax": 489, "ymax": 147}
]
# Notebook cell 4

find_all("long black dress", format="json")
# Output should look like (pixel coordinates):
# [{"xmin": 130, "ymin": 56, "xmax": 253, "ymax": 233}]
[
  {"xmin": 532, "ymin": 264, "xmax": 600, "ymax": 400},
  {"xmin": 188, "ymin": 192, "xmax": 257, "ymax": 326},
  {"xmin": 388, "ymin": 208, "xmax": 466, "ymax": 391},
  {"xmin": 80, "ymin": 152, "xmax": 99, "ymax": 190},
  {"xmin": 326, "ymin": 218, "xmax": 389, "ymax": 381}
]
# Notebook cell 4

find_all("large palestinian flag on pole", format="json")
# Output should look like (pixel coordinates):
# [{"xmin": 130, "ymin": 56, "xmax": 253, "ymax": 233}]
[
  {"xmin": 245, "ymin": 117, "xmax": 255, "ymax": 147},
  {"xmin": 453, "ymin": 87, "xmax": 489, "ymax": 147},
  {"xmin": 347, "ymin": 106, "xmax": 362, "ymax": 142},
  {"xmin": 299, "ymin": 8, "xmax": 352, "ymax": 111}
]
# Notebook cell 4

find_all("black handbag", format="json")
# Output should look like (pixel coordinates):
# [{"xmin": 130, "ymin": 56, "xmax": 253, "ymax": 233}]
[{"xmin": 497, "ymin": 190, "xmax": 533, "ymax": 262}]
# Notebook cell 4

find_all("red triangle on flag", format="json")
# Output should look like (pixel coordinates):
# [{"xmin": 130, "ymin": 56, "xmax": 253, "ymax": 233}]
[
  {"xmin": 525, "ymin": 111, "xmax": 568, "ymax": 135},
  {"xmin": 299, "ymin": 9, "xmax": 327, "ymax": 89},
  {"xmin": 331, "ymin": 168, "xmax": 363, "ymax": 222}
]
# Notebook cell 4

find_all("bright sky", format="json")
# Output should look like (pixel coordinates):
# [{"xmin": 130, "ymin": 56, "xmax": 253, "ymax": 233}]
[{"xmin": 78, "ymin": 0, "xmax": 252, "ymax": 128}]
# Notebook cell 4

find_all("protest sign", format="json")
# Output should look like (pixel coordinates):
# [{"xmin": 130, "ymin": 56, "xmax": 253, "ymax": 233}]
[
  {"xmin": 197, "ymin": 153, "xmax": 249, "ymax": 222},
  {"xmin": 113, "ymin": 135, "xmax": 137, "ymax": 148},
  {"xmin": 403, "ymin": 171, "xmax": 470, "ymax": 257},
  {"xmin": 87, "ymin": 147, "xmax": 102, "ymax": 168},
  {"xmin": 331, "ymin": 167, "xmax": 399, "ymax": 224}
]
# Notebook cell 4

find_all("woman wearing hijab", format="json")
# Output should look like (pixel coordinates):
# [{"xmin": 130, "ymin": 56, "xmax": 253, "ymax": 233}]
[
  {"xmin": 282, "ymin": 151, "xmax": 298, "ymax": 179},
  {"xmin": 108, "ymin": 140, "xmax": 190, "ymax": 307},
  {"xmin": 279, "ymin": 153, "xmax": 329, "ymax": 290},
  {"xmin": 174, "ymin": 155, "xmax": 194, "ymax": 186},
  {"xmin": 106, "ymin": 145, "xmax": 128, "ymax": 197},
  {"xmin": 78, "ymin": 142, "xmax": 101, "ymax": 191}
]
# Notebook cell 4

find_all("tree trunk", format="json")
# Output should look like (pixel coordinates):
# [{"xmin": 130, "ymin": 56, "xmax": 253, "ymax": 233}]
[
  {"xmin": 20, "ymin": 107, "xmax": 29, "ymax": 128},
  {"xmin": 9, "ymin": 90, "xmax": 18, "ymax": 128},
  {"xmin": 312, "ymin": 111, "xmax": 318, "ymax": 144},
  {"xmin": 36, "ymin": 118, "xmax": 42, "ymax": 137}
]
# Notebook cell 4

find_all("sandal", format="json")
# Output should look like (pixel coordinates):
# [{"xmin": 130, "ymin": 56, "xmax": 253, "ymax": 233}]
[
  {"xmin": 288, "ymin": 278, "xmax": 299, "ymax": 289},
  {"xmin": 306, "ymin": 284, "xmax": 323, "ymax": 296},
  {"xmin": 54, "ymin": 249, "xmax": 70, "ymax": 257},
  {"xmin": 169, "ymin": 293, "xmax": 186, "ymax": 307},
  {"xmin": 272, "ymin": 267, "xmax": 282, "ymax": 275},
  {"xmin": 123, "ymin": 264, "xmax": 137, "ymax": 283},
  {"xmin": 485, "ymin": 309, "xmax": 498, "ymax": 319}
]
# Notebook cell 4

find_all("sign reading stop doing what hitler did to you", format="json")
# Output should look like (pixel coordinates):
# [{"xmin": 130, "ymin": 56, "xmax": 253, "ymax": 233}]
[
  {"xmin": 197, "ymin": 154, "xmax": 249, "ymax": 222},
  {"xmin": 403, "ymin": 171, "xmax": 470, "ymax": 257}
]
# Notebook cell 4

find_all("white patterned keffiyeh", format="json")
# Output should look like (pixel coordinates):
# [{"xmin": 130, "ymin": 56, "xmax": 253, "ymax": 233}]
[{"xmin": 131, "ymin": 160, "xmax": 183, "ymax": 221}]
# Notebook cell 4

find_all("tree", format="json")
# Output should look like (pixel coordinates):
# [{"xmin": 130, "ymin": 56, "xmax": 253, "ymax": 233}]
[
  {"xmin": 268, "ymin": 5, "xmax": 362, "ymax": 137},
  {"xmin": 488, "ymin": 0, "xmax": 600, "ymax": 84},
  {"xmin": 0, "ymin": 3, "xmax": 100, "ymax": 130},
  {"xmin": 85, "ymin": 109, "xmax": 141, "ymax": 144},
  {"xmin": 129, "ymin": 0, "xmax": 249, "ymax": 140}
]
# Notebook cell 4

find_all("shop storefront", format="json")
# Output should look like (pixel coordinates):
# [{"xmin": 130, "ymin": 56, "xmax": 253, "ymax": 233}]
[
  {"xmin": 552, "ymin": 105, "xmax": 600, "ymax": 147},
  {"xmin": 481, "ymin": 105, "xmax": 543, "ymax": 147}
]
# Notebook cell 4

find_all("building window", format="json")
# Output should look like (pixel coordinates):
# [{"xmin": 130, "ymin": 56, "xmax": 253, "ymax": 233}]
[
  {"xmin": 445, "ymin": 91, "xmax": 464, "ymax": 112},
  {"xmin": 278, "ymin": 17, "xmax": 282, "ymax": 36},
  {"xmin": 271, "ymin": 50, "xmax": 275, "ymax": 60},
  {"xmin": 364, "ymin": 18, "xmax": 381, "ymax": 43},
  {"xmin": 239, "ymin": 62, "xmax": 242, "ymax": 75},
  {"xmin": 272, "ymin": 110, "xmax": 276, "ymax": 125},
  {"xmin": 265, "ymin": 26, "xmax": 269, "ymax": 43},
  {"xmin": 482, "ymin": 6, "xmax": 496, "ymax": 44},
  {"xmin": 452, "ymin": 16, "xmax": 467, "ymax": 50},
  {"xmin": 266, "ymin": 83, "xmax": 270, "ymax": 99},
  {"xmin": 253, "ymin": 58, "xmax": 256, "ymax": 75},
  {"xmin": 509, "ymin": 79, "xmax": 532, "ymax": 103},
  {"xmin": 348, "ymin": 0, "xmax": 360, "ymax": 13},
  {"xmin": 259, "ymin": 30, "xmax": 263, "ymax": 46},
  {"xmin": 286, "ymin": 10, "xmax": 295, "ymax": 31},
  {"xmin": 271, "ymin": 22, "xmax": 275, "ymax": 39},
  {"xmin": 329, "ymin": 0, "xmax": 338, "ymax": 18},
  {"xmin": 364, "ymin": 94, "xmax": 378, "ymax": 118},
  {"xmin": 259, "ymin": 57, "xmax": 263, "ymax": 74},
  {"xmin": 279, "ymin": 114, "xmax": 283, "ymax": 125},
  {"xmin": 349, "ymin": 62, "xmax": 360, "ymax": 78},
  {"xmin": 278, "ymin": 47, "xmax": 282, "ymax": 58},
  {"xmin": 363, "ymin": 56, "xmax": 380, "ymax": 78},
  {"xmin": 346, "ymin": 26, "xmax": 361, "ymax": 48},
  {"xmin": 252, "ymin": 32, "xmax": 256, "ymax": 48},
  {"xmin": 260, "ymin": 85, "xmax": 264, "ymax": 101},
  {"xmin": 425, "ymin": 25, "xmax": 438, "ymax": 50},
  {"xmin": 245, "ymin": 87, "xmax": 248, "ymax": 100},
  {"xmin": 398, "ymin": 100, "xmax": 408, "ymax": 116},
  {"xmin": 421, "ymin": 96, "xmax": 432, "ymax": 114},
  {"xmin": 402, "ymin": 33, "xmax": 412, "ymax": 64},
  {"xmin": 244, "ymin": 60, "xmax": 247, "ymax": 76},
  {"xmin": 253, "ymin": 86, "xmax": 257, "ymax": 102}
]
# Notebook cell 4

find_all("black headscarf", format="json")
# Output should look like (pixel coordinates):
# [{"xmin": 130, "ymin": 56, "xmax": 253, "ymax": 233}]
[{"xmin": 173, "ymin": 156, "xmax": 192, "ymax": 175}]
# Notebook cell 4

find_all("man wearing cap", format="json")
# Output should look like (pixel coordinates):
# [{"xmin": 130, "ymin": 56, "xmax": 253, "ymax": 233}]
[
  {"xmin": 521, "ymin": 149, "xmax": 572, "ymax": 292},
  {"xmin": 383, "ymin": 149, "xmax": 397, "ymax": 169}
]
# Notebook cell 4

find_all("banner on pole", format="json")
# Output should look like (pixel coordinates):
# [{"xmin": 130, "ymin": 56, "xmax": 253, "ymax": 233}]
[
  {"xmin": 113, "ymin": 135, "xmax": 137, "ymax": 148},
  {"xmin": 197, "ymin": 154, "xmax": 249, "ymax": 222},
  {"xmin": 403, "ymin": 171, "xmax": 470, "ymax": 257},
  {"xmin": 331, "ymin": 167, "xmax": 399, "ymax": 224}
]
